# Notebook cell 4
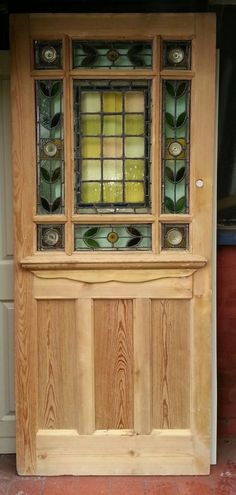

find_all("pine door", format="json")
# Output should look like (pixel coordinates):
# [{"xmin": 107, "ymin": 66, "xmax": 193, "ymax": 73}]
[{"xmin": 11, "ymin": 13, "xmax": 216, "ymax": 475}]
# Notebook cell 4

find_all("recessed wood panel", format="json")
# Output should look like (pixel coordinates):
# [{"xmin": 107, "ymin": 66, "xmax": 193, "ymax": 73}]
[
  {"xmin": 152, "ymin": 299, "xmax": 190, "ymax": 429},
  {"xmin": 94, "ymin": 299, "xmax": 133, "ymax": 429},
  {"xmin": 38, "ymin": 300, "xmax": 78, "ymax": 429}
]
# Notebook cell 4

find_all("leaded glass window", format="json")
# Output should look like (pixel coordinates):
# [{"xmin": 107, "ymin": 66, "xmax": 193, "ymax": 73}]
[
  {"xmin": 35, "ymin": 80, "xmax": 64, "ymax": 214},
  {"xmin": 74, "ymin": 80, "xmax": 151, "ymax": 213},
  {"xmin": 74, "ymin": 224, "xmax": 151, "ymax": 250},
  {"xmin": 73, "ymin": 41, "xmax": 152, "ymax": 69},
  {"xmin": 162, "ymin": 80, "xmax": 190, "ymax": 214}
]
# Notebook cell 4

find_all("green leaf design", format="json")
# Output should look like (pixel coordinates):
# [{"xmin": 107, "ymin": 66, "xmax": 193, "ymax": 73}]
[
  {"xmin": 128, "ymin": 44, "xmax": 145, "ymax": 67},
  {"xmin": 176, "ymin": 196, "xmax": 186, "ymax": 212},
  {"xmin": 40, "ymin": 115, "xmax": 51, "ymax": 130},
  {"xmin": 176, "ymin": 112, "xmax": 187, "ymax": 128},
  {"xmin": 127, "ymin": 237, "xmax": 140, "ymax": 247},
  {"xmin": 41, "ymin": 167, "xmax": 51, "ymax": 182},
  {"xmin": 50, "ymin": 113, "xmax": 61, "ymax": 129},
  {"xmin": 51, "ymin": 167, "xmax": 61, "ymax": 182},
  {"xmin": 176, "ymin": 81, "xmax": 188, "ymax": 98},
  {"xmin": 40, "ymin": 197, "xmax": 50, "ymax": 212},
  {"xmin": 52, "ymin": 197, "xmax": 61, "ymax": 212},
  {"xmin": 84, "ymin": 238, "xmax": 100, "ymax": 249},
  {"xmin": 165, "ymin": 112, "xmax": 175, "ymax": 128},
  {"xmin": 127, "ymin": 226, "xmax": 141, "ymax": 237},
  {"xmin": 165, "ymin": 81, "xmax": 175, "ymax": 97},
  {"xmin": 81, "ymin": 44, "xmax": 98, "ymax": 67},
  {"xmin": 176, "ymin": 167, "xmax": 185, "ymax": 182},
  {"xmin": 165, "ymin": 196, "xmax": 175, "ymax": 213},
  {"xmin": 84, "ymin": 227, "xmax": 99, "ymax": 238},
  {"xmin": 39, "ymin": 82, "xmax": 50, "ymax": 97},
  {"xmin": 165, "ymin": 167, "xmax": 174, "ymax": 182},
  {"xmin": 51, "ymin": 82, "xmax": 60, "ymax": 97}
]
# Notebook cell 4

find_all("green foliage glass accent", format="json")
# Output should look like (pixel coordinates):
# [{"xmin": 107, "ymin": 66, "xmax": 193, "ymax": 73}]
[
  {"xmin": 36, "ymin": 80, "xmax": 64, "ymax": 214},
  {"xmin": 73, "ymin": 41, "xmax": 152, "ymax": 69},
  {"xmin": 162, "ymin": 80, "xmax": 190, "ymax": 214},
  {"xmin": 74, "ymin": 224, "xmax": 151, "ymax": 251}
]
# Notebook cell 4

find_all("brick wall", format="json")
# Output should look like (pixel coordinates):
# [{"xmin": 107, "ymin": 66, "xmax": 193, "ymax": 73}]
[{"xmin": 217, "ymin": 246, "xmax": 236, "ymax": 437}]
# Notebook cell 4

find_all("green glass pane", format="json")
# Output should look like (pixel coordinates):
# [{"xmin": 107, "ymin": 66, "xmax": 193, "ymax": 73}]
[
  {"xmin": 125, "ymin": 160, "xmax": 144, "ymax": 180},
  {"xmin": 125, "ymin": 137, "xmax": 144, "ymax": 158},
  {"xmin": 74, "ymin": 224, "xmax": 152, "ymax": 250},
  {"xmin": 81, "ymin": 115, "xmax": 101, "ymax": 135},
  {"xmin": 125, "ymin": 115, "xmax": 144, "ymax": 135},
  {"xmin": 103, "ymin": 160, "xmax": 123, "ymax": 180},
  {"xmin": 81, "ymin": 137, "xmax": 101, "ymax": 158},
  {"xmin": 103, "ymin": 137, "xmax": 123, "ymax": 158},
  {"xmin": 103, "ymin": 182, "xmax": 123, "ymax": 202},
  {"xmin": 125, "ymin": 182, "xmax": 144, "ymax": 202},
  {"xmin": 81, "ymin": 160, "xmax": 101, "ymax": 180},
  {"xmin": 103, "ymin": 92, "xmax": 122, "ymax": 113},
  {"xmin": 103, "ymin": 115, "xmax": 122, "ymax": 135},
  {"xmin": 80, "ymin": 182, "xmax": 101, "ymax": 202},
  {"xmin": 81, "ymin": 92, "xmax": 101, "ymax": 112},
  {"xmin": 125, "ymin": 92, "xmax": 144, "ymax": 112}
]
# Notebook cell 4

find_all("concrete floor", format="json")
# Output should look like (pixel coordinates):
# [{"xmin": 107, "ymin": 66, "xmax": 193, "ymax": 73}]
[{"xmin": 0, "ymin": 439, "xmax": 235, "ymax": 494}]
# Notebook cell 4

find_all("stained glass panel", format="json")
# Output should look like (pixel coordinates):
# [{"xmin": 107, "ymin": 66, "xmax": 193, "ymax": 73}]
[
  {"xmin": 162, "ymin": 223, "xmax": 189, "ymax": 249},
  {"xmin": 36, "ymin": 80, "xmax": 64, "ymax": 214},
  {"xmin": 34, "ymin": 40, "xmax": 62, "ymax": 70},
  {"xmin": 162, "ymin": 80, "xmax": 190, "ymax": 214},
  {"xmin": 37, "ymin": 224, "xmax": 64, "ymax": 250},
  {"xmin": 162, "ymin": 41, "xmax": 191, "ymax": 70},
  {"xmin": 74, "ymin": 80, "xmax": 151, "ymax": 214},
  {"xmin": 74, "ymin": 224, "xmax": 151, "ymax": 250},
  {"xmin": 73, "ymin": 41, "xmax": 152, "ymax": 69}
]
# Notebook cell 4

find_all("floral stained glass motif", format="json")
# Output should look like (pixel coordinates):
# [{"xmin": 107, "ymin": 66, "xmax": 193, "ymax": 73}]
[
  {"xmin": 74, "ymin": 80, "xmax": 151, "ymax": 214},
  {"xmin": 73, "ymin": 41, "xmax": 152, "ymax": 69},
  {"xmin": 34, "ymin": 40, "xmax": 62, "ymax": 70},
  {"xmin": 162, "ymin": 223, "xmax": 189, "ymax": 250},
  {"xmin": 74, "ymin": 224, "xmax": 151, "ymax": 250},
  {"xmin": 37, "ymin": 224, "xmax": 64, "ymax": 250},
  {"xmin": 162, "ymin": 41, "xmax": 191, "ymax": 70},
  {"xmin": 162, "ymin": 80, "xmax": 190, "ymax": 214},
  {"xmin": 36, "ymin": 80, "xmax": 64, "ymax": 214}
]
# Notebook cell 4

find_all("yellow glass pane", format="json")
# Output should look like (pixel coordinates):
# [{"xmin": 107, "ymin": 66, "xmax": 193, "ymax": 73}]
[
  {"xmin": 103, "ymin": 160, "xmax": 123, "ymax": 180},
  {"xmin": 103, "ymin": 92, "xmax": 122, "ymax": 113},
  {"xmin": 103, "ymin": 115, "xmax": 122, "ymax": 135},
  {"xmin": 81, "ymin": 92, "xmax": 101, "ymax": 113},
  {"xmin": 81, "ymin": 160, "xmax": 101, "ymax": 180},
  {"xmin": 125, "ymin": 115, "xmax": 144, "ymax": 135},
  {"xmin": 81, "ymin": 115, "xmax": 101, "ymax": 135},
  {"xmin": 81, "ymin": 137, "xmax": 101, "ymax": 158},
  {"xmin": 125, "ymin": 137, "xmax": 144, "ymax": 158},
  {"xmin": 80, "ymin": 182, "xmax": 101, "ymax": 203},
  {"xmin": 103, "ymin": 138, "xmax": 122, "ymax": 158},
  {"xmin": 125, "ymin": 92, "xmax": 144, "ymax": 112},
  {"xmin": 125, "ymin": 182, "xmax": 144, "ymax": 202},
  {"xmin": 125, "ymin": 159, "xmax": 144, "ymax": 180},
  {"xmin": 103, "ymin": 182, "xmax": 123, "ymax": 202}
]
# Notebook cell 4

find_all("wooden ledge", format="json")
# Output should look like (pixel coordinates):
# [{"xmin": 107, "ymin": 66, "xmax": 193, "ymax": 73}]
[{"xmin": 20, "ymin": 254, "xmax": 207, "ymax": 271}]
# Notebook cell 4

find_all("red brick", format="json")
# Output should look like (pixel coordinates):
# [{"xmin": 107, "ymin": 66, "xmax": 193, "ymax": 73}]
[
  {"xmin": 178, "ymin": 481, "xmax": 213, "ymax": 495},
  {"xmin": 111, "ymin": 477, "xmax": 144, "ymax": 495},
  {"xmin": 7, "ymin": 479, "xmax": 43, "ymax": 495},
  {"xmin": 44, "ymin": 476, "xmax": 109, "ymax": 495},
  {"xmin": 145, "ymin": 481, "xmax": 179, "ymax": 495}
]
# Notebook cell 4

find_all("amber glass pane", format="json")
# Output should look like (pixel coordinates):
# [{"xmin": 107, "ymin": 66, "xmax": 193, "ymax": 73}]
[
  {"xmin": 125, "ymin": 160, "xmax": 144, "ymax": 180},
  {"xmin": 103, "ymin": 182, "xmax": 123, "ymax": 202},
  {"xmin": 103, "ymin": 115, "xmax": 122, "ymax": 135},
  {"xmin": 81, "ymin": 137, "xmax": 101, "ymax": 158},
  {"xmin": 103, "ymin": 92, "xmax": 122, "ymax": 113},
  {"xmin": 81, "ymin": 92, "xmax": 101, "ymax": 112},
  {"xmin": 125, "ymin": 137, "xmax": 144, "ymax": 158},
  {"xmin": 103, "ymin": 138, "xmax": 123, "ymax": 158},
  {"xmin": 81, "ymin": 115, "xmax": 101, "ymax": 135},
  {"xmin": 125, "ymin": 182, "xmax": 144, "ymax": 202},
  {"xmin": 125, "ymin": 115, "xmax": 144, "ymax": 135},
  {"xmin": 125, "ymin": 92, "xmax": 144, "ymax": 112},
  {"xmin": 103, "ymin": 160, "xmax": 123, "ymax": 180},
  {"xmin": 81, "ymin": 160, "xmax": 101, "ymax": 180},
  {"xmin": 81, "ymin": 182, "xmax": 101, "ymax": 202}
]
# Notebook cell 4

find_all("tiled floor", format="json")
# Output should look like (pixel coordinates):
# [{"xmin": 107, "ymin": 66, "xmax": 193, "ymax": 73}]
[{"xmin": 0, "ymin": 439, "xmax": 235, "ymax": 495}]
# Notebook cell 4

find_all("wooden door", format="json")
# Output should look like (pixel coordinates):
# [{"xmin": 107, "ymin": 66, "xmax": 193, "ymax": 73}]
[
  {"xmin": 11, "ymin": 13, "xmax": 216, "ymax": 475},
  {"xmin": 0, "ymin": 52, "xmax": 15, "ymax": 453}
]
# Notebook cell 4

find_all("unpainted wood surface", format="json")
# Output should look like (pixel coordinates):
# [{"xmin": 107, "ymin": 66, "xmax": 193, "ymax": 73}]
[
  {"xmin": 94, "ymin": 299, "xmax": 133, "ymax": 430},
  {"xmin": 152, "ymin": 300, "xmax": 190, "ymax": 429},
  {"xmin": 38, "ymin": 300, "xmax": 78, "ymax": 429}
]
